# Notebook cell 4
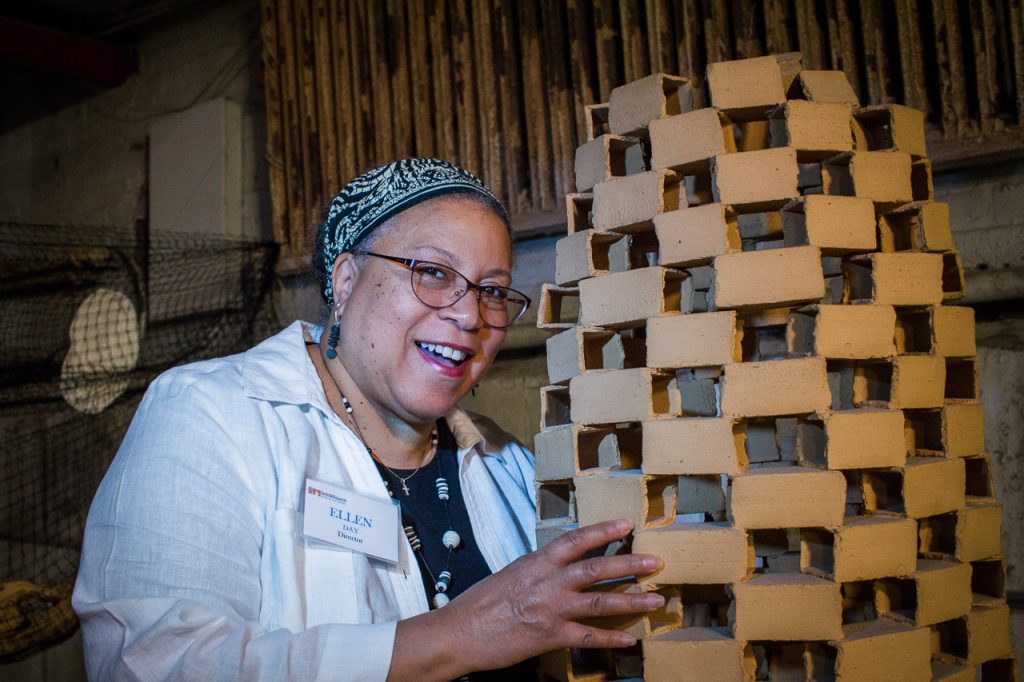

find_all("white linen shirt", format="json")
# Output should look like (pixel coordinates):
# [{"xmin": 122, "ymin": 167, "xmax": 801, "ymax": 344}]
[{"xmin": 72, "ymin": 321, "xmax": 537, "ymax": 681}]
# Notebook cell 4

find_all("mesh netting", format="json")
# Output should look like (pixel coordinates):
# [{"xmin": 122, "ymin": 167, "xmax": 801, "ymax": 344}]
[{"xmin": 0, "ymin": 222, "xmax": 279, "ymax": 661}]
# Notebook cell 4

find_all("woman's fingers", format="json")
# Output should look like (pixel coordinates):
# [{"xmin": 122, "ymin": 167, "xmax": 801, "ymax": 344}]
[
  {"xmin": 562, "ymin": 553, "xmax": 662, "ymax": 591},
  {"xmin": 541, "ymin": 519, "xmax": 635, "ymax": 565},
  {"xmin": 560, "ymin": 622, "xmax": 639, "ymax": 649}
]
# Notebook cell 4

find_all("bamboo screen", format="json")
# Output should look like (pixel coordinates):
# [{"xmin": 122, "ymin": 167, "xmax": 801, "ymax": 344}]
[{"xmin": 261, "ymin": 0, "xmax": 1024, "ymax": 269}]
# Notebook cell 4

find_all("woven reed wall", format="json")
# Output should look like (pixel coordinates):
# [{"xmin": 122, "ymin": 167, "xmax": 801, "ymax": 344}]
[{"xmin": 261, "ymin": 0, "xmax": 1024, "ymax": 269}]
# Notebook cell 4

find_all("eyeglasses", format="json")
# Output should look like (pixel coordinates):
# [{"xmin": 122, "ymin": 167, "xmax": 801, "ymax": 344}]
[{"xmin": 355, "ymin": 252, "xmax": 531, "ymax": 329}]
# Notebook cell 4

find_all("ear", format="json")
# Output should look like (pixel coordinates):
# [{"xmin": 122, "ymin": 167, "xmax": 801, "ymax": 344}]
[{"xmin": 330, "ymin": 253, "xmax": 361, "ymax": 314}]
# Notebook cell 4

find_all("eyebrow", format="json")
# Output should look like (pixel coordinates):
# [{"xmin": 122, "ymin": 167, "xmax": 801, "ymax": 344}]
[{"xmin": 416, "ymin": 245, "xmax": 512, "ymax": 280}]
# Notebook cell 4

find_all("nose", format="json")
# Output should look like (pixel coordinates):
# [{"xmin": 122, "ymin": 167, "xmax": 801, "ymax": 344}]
[{"xmin": 440, "ymin": 286, "xmax": 484, "ymax": 330}]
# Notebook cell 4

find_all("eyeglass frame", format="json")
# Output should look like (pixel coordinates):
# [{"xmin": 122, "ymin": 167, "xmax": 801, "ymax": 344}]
[{"xmin": 352, "ymin": 251, "xmax": 532, "ymax": 328}]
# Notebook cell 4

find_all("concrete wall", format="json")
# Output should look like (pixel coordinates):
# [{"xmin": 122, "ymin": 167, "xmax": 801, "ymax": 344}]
[{"xmin": 0, "ymin": 0, "xmax": 269, "ymax": 238}]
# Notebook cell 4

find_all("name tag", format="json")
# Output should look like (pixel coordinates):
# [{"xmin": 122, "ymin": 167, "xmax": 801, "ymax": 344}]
[{"xmin": 303, "ymin": 478, "xmax": 402, "ymax": 564}]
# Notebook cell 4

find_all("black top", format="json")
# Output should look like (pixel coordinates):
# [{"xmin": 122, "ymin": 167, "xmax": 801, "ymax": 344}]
[{"xmin": 372, "ymin": 419, "xmax": 536, "ymax": 682}]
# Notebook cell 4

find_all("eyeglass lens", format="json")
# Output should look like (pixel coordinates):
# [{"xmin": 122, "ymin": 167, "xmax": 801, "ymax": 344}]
[{"xmin": 410, "ymin": 263, "xmax": 527, "ymax": 328}]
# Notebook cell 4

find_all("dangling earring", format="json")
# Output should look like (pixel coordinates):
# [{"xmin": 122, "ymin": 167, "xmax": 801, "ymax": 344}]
[{"xmin": 325, "ymin": 307, "xmax": 341, "ymax": 360}]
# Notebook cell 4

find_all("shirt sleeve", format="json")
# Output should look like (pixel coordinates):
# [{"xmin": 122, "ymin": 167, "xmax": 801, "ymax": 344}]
[{"xmin": 72, "ymin": 366, "xmax": 396, "ymax": 681}]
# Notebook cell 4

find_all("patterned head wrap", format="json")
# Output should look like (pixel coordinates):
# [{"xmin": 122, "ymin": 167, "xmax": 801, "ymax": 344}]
[{"xmin": 317, "ymin": 157, "xmax": 507, "ymax": 305}]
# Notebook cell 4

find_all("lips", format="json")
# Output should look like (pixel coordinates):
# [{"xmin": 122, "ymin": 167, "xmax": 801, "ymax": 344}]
[{"xmin": 415, "ymin": 340, "xmax": 476, "ymax": 378}]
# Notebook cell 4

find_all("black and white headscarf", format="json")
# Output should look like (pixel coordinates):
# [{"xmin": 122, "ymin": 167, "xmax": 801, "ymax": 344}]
[{"xmin": 319, "ymin": 158, "xmax": 505, "ymax": 305}]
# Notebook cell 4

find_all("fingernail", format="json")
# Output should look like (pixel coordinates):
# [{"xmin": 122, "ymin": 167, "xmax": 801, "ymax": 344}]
[
  {"xmin": 641, "ymin": 556, "xmax": 663, "ymax": 571},
  {"xmin": 615, "ymin": 519, "xmax": 633, "ymax": 533},
  {"xmin": 644, "ymin": 594, "xmax": 666, "ymax": 609},
  {"xmin": 619, "ymin": 634, "xmax": 637, "ymax": 647}
]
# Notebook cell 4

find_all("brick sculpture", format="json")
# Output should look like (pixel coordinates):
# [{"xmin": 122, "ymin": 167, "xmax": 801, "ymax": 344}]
[{"xmin": 535, "ymin": 54, "xmax": 1017, "ymax": 681}]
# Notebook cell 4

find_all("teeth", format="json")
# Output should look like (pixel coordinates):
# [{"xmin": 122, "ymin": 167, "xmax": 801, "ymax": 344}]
[{"xmin": 418, "ymin": 342, "xmax": 468, "ymax": 363}]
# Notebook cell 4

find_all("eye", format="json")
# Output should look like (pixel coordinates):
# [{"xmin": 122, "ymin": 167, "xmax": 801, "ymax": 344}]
[
  {"xmin": 480, "ymin": 285, "xmax": 509, "ymax": 301},
  {"xmin": 417, "ymin": 264, "xmax": 452, "ymax": 281}
]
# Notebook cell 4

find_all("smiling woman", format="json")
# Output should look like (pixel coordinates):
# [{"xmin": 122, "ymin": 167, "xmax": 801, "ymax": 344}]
[{"xmin": 72, "ymin": 158, "xmax": 664, "ymax": 681}]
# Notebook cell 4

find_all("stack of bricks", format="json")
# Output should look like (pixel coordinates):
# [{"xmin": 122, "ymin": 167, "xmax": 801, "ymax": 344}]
[{"xmin": 534, "ymin": 54, "xmax": 1017, "ymax": 681}]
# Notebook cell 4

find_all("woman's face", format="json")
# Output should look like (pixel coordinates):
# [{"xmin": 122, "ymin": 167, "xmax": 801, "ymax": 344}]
[{"xmin": 334, "ymin": 195, "xmax": 513, "ymax": 425}]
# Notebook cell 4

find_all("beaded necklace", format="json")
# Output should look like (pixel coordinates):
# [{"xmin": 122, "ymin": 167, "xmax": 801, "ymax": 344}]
[{"xmin": 339, "ymin": 394, "xmax": 460, "ymax": 608}]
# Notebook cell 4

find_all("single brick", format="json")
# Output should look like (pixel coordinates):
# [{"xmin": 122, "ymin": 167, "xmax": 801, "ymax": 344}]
[
  {"xmin": 650, "ymin": 107, "xmax": 736, "ymax": 172},
  {"xmin": 574, "ymin": 470, "xmax": 677, "ymax": 528},
  {"xmin": 822, "ymin": 151, "xmax": 914, "ymax": 206},
  {"xmin": 570, "ymin": 368, "xmax": 675, "ymax": 424},
  {"xmin": 579, "ymin": 267, "xmax": 689, "ymax": 328},
  {"xmin": 642, "ymin": 417, "xmax": 747, "ymax": 476},
  {"xmin": 844, "ymin": 252, "xmax": 944, "ymax": 305},
  {"xmin": 787, "ymin": 304, "xmax": 896, "ymax": 359},
  {"xmin": 769, "ymin": 99, "xmax": 854, "ymax": 160},
  {"xmin": 647, "ymin": 310, "xmax": 742, "ymax": 369},
  {"xmin": 792, "ymin": 70, "xmax": 860, "ymax": 106},
  {"xmin": 634, "ymin": 522, "xmax": 752, "ymax": 585},
  {"xmin": 853, "ymin": 103, "xmax": 928, "ymax": 158},
  {"xmin": 832, "ymin": 620, "xmax": 931, "ymax": 682},
  {"xmin": 730, "ymin": 574, "xmax": 843, "ymax": 641},
  {"xmin": 781, "ymin": 194, "xmax": 877, "ymax": 253},
  {"xmin": 573, "ymin": 134, "xmax": 645, "ymax": 192},
  {"xmin": 711, "ymin": 147, "xmax": 800, "ymax": 210},
  {"xmin": 729, "ymin": 467, "xmax": 845, "ymax": 529},
  {"xmin": 721, "ymin": 357, "xmax": 831, "ymax": 417},
  {"xmin": 655, "ymin": 203, "xmax": 741, "ymax": 267},
  {"xmin": 706, "ymin": 56, "xmax": 787, "ymax": 119},
  {"xmin": 592, "ymin": 169, "xmax": 683, "ymax": 232},
  {"xmin": 608, "ymin": 73, "xmax": 692, "ymax": 135},
  {"xmin": 712, "ymin": 245, "xmax": 825, "ymax": 309}
]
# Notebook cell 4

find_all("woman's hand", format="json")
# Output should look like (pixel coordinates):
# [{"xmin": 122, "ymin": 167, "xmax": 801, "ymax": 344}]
[{"xmin": 389, "ymin": 519, "xmax": 663, "ymax": 680}]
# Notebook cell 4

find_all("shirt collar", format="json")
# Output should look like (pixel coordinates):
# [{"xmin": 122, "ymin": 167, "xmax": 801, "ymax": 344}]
[{"xmin": 242, "ymin": 321, "xmax": 501, "ymax": 460}]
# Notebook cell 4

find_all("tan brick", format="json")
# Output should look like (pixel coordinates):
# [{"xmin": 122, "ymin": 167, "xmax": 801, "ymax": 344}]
[
  {"xmin": 592, "ymin": 170, "xmax": 683, "ymax": 232},
  {"xmin": 574, "ymin": 470, "xmax": 677, "ymax": 528},
  {"xmin": 729, "ymin": 467, "xmax": 845, "ymax": 529},
  {"xmin": 943, "ymin": 403, "xmax": 985, "ymax": 457},
  {"xmin": 642, "ymin": 417, "xmax": 747, "ymax": 475},
  {"xmin": 957, "ymin": 500, "xmax": 1003, "ymax": 562},
  {"xmin": 932, "ymin": 305, "xmax": 976, "ymax": 357},
  {"xmin": 889, "ymin": 355, "xmax": 946, "ymax": 409},
  {"xmin": 787, "ymin": 304, "xmax": 896, "ymax": 359},
  {"xmin": 655, "ymin": 203, "xmax": 741, "ymax": 267},
  {"xmin": 647, "ymin": 311, "xmax": 742, "ymax": 369},
  {"xmin": 781, "ymin": 195, "xmax": 877, "ymax": 253},
  {"xmin": 579, "ymin": 267, "xmax": 688, "ymax": 328},
  {"xmin": 574, "ymin": 134, "xmax": 646, "ymax": 192},
  {"xmin": 875, "ymin": 559, "xmax": 972, "ymax": 626},
  {"xmin": 853, "ymin": 104, "xmax": 927, "ymax": 158},
  {"xmin": 536, "ymin": 284, "xmax": 579, "ymax": 331},
  {"xmin": 963, "ymin": 604, "xmax": 1013, "ymax": 665},
  {"xmin": 802, "ymin": 516, "xmax": 917, "ymax": 581},
  {"xmin": 565, "ymin": 192, "xmax": 593, "ymax": 235},
  {"xmin": 796, "ymin": 410, "xmax": 906, "ymax": 470},
  {"xmin": 707, "ymin": 56, "xmax": 787, "ymax": 119},
  {"xmin": 545, "ymin": 326, "xmax": 624, "ymax": 385},
  {"xmin": 879, "ymin": 201, "xmax": 955, "ymax": 252},
  {"xmin": 712, "ymin": 245, "xmax": 825, "ymax": 309},
  {"xmin": 554, "ymin": 230, "xmax": 620, "ymax": 286},
  {"xmin": 643, "ymin": 628, "xmax": 752, "ymax": 682},
  {"xmin": 650, "ymin": 107, "xmax": 736, "ymax": 173},
  {"xmin": 793, "ymin": 70, "xmax": 860, "ymax": 105},
  {"xmin": 902, "ymin": 456, "xmax": 966, "ymax": 518},
  {"xmin": 822, "ymin": 151, "xmax": 913, "ymax": 205},
  {"xmin": 711, "ymin": 147, "xmax": 800, "ymax": 210},
  {"xmin": 731, "ymin": 574, "xmax": 843, "ymax": 641},
  {"xmin": 634, "ymin": 522, "xmax": 751, "ymax": 585},
  {"xmin": 721, "ymin": 357, "xmax": 831, "ymax": 417},
  {"xmin": 832, "ymin": 621, "xmax": 931, "ymax": 682},
  {"xmin": 769, "ymin": 99, "xmax": 854, "ymax": 159},
  {"xmin": 570, "ymin": 368, "xmax": 674, "ymax": 424},
  {"xmin": 844, "ymin": 252, "xmax": 944, "ymax": 305},
  {"xmin": 608, "ymin": 73, "xmax": 692, "ymax": 135}
]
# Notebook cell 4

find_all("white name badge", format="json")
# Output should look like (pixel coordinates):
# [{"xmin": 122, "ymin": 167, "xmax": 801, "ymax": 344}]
[{"xmin": 303, "ymin": 478, "xmax": 402, "ymax": 564}]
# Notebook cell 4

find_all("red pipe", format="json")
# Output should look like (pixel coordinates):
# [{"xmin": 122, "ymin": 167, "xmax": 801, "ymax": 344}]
[{"xmin": 0, "ymin": 17, "xmax": 134, "ymax": 87}]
